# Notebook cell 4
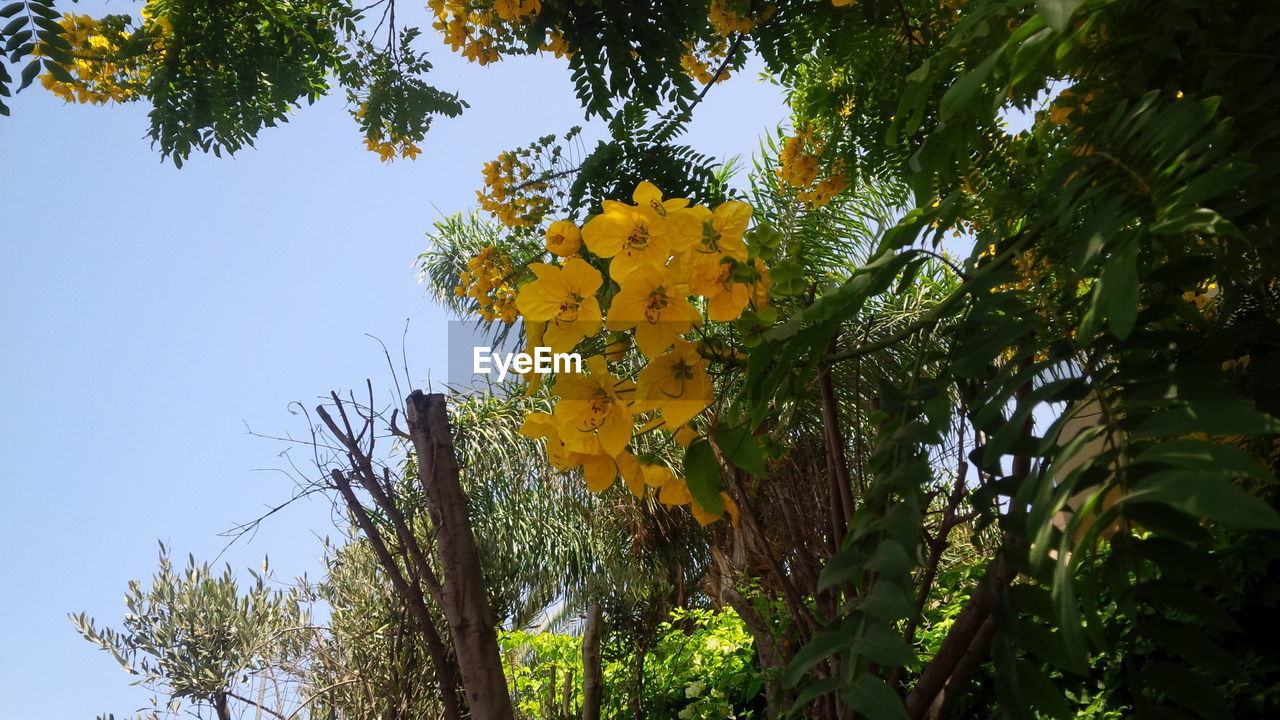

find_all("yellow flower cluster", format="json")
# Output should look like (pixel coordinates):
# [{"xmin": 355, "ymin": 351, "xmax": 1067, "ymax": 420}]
[
  {"xmin": 777, "ymin": 127, "xmax": 848, "ymax": 207},
  {"xmin": 429, "ymin": 0, "xmax": 547, "ymax": 65},
  {"xmin": 709, "ymin": 0, "xmax": 757, "ymax": 35},
  {"xmin": 38, "ymin": 13, "xmax": 149, "ymax": 105},
  {"xmin": 356, "ymin": 103, "xmax": 422, "ymax": 161},
  {"xmin": 364, "ymin": 135, "xmax": 422, "ymax": 162},
  {"xmin": 680, "ymin": 36, "xmax": 734, "ymax": 86},
  {"xmin": 477, "ymin": 151, "xmax": 553, "ymax": 228},
  {"xmin": 466, "ymin": 182, "xmax": 773, "ymax": 524},
  {"xmin": 454, "ymin": 246, "xmax": 520, "ymax": 323},
  {"xmin": 1182, "ymin": 280, "xmax": 1219, "ymax": 316}
]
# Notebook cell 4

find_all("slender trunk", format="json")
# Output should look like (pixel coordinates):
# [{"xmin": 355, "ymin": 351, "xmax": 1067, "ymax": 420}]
[
  {"xmin": 405, "ymin": 391, "xmax": 515, "ymax": 720},
  {"xmin": 330, "ymin": 469, "xmax": 463, "ymax": 720},
  {"xmin": 582, "ymin": 603, "xmax": 604, "ymax": 720},
  {"xmin": 583, "ymin": 599, "xmax": 606, "ymax": 717},
  {"xmin": 214, "ymin": 691, "xmax": 230, "ymax": 720}
]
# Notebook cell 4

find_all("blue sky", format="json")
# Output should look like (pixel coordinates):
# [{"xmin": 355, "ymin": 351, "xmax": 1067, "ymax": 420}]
[{"xmin": 0, "ymin": 5, "xmax": 788, "ymax": 717}]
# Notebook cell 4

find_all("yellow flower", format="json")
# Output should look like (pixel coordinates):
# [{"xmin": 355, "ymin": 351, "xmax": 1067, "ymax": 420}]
[
  {"xmin": 1048, "ymin": 105, "xmax": 1073, "ymax": 124},
  {"xmin": 518, "ymin": 411, "xmax": 576, "ymax": 470},
  {"xmin": 631, "ymin": 181, "xmax": 704, "ymax": 250},
  {"xmin": 582, "ymin": 182, "xmax": 702, "ymax": 279},
  {"xmin": 636, "ymin": 339, "xmax": 713, "ymax": 428},
  {"xmin": 616, "ymin": 450, "xmax": 645, "ymax": 497},
  {"xmin": 545, "ymin": 220, "xmax": 581, "ymax": 256},
  {"xmin": 583, "ymin": 203, "xmax": 669, "ymax": 281},
  {"xmin": 521, "ymin": 411, "xmax": 635, "ymax": 492},
  {"xmin": 689, "ymin": 258, "xmax": 750, "ymax": 322},
  {"xmin": 681, "ymin": 200, "xmax": 751, "ymax": 278},
  {"xmin": 553, "ymin": 356, "xmax": 634, "ymax": 457},
  {"xmin": 659, "ymin": 478, "xmax": 693, "ymax": 506},
  {"xmin": 515, "ymin": 258, "xmax": 604, "ymax": 353},
  {"xmin": 606, "ymin": 265, "xmax": 702, "ymax": 358}
]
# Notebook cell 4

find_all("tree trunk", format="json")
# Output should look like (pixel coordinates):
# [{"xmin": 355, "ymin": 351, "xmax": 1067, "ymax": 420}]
[
  {"xmin": 406, "ymin": 391, "xmax": 514, "ymax": 720},
  {"xmin": 582, "ymin": 603, "xmax": 605, "ymax": 720}
]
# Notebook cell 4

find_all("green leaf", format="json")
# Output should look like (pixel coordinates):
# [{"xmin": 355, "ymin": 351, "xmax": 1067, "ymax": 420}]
[
  {"xmin": 864, "ymin": 540, "xmax": 913, "ymax": 575},
  {"xmin": 712, "ymin": 424, "xmax": 764, "ymax": 476},
  {"xmin": 782, "ymin": 630, "xmax": 847, "ymax": 688},
  {"xmin": 43, "ymin": 58, "xmax": 71, "ymax": 83},
  {"xmin": 1144, "ymin": 662, "xmax": 1232, "ymax": 720},
  {"xmin": 841, "ymin": 674, "xmax": 908, "ymax": 720},
  {"xmin": 1121, "ymin": 470, "xmax": 1280, "ymax": 530},
  {"xmin": 1037, "ymin": 0, "xmax": 1086, "ymax": 33},
  {"xmin": 770, "ymin": 259, "xmax": 806, "ymax": 296},
  {"xmin": 2, "ymin": 14, "xmax": 25, "ymax": 35},
  {"xmin": 940, "ymin": 48, "xmax": 1003, "ymax": 121},
  {"xmin": 1085, "ymin": 241, "xmax": 1139, "ymax": 340},
  {"xmin": 16, "ymin": 56, "xmax": 37, "ymax": 91},
  {"xmin": 1134, "ymin": 438, "xmax": 1270, "ymax": 480},
  {"xmin": 854, "ymin": 623, "xmax": 914, "ymax": 668},
  {"xmin": 1014, "ymin": 659, "xmax": 1072, "ymax": 719},
  {"xmin": 683, "ymin": 439, "xmax": 724, "ymax": 516},
  {"xmin": 1133, "ymin": 397, "xmax": 1280, "ymax": 438},
  {"xmin": 818, "ymin": 549, "xmax": 866, "ymax": 592},
  {"xmin": 860, "ymin": 580, "xmax": 913, "ymax": 620},
  {"xmin": 790, "ymin": 677, "xmax": 843, "ymax": 711},
  {"xmin": 0, "ymin": 2, "xmax": 25, "ymax": 19}
]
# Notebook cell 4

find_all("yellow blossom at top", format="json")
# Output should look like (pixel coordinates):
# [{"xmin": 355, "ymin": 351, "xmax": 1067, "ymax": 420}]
[
  {"xmin": 680, "ymin": 200, "xmax": 751, "ymax": 277},
  {"xmin": 493, "ymin": 0, "xmax": 541, "ymax": 22},
  {"xmin": 583, "ymin": 182, "xmax": 703, "ymax": 280},
  {"xmin": 545, "ymin": 220, "xmax": 581, "ymax": 256},
  {"xmin": 709, "ymin": 0, "xmax": 756, "ymax": 35},
  {"xmin": 583, "ymin": 203, "xmax": 671, "ymax": 281},
  {"xmin": 635, "ymin": 339, "xmax": 713, "ymax": 428},
  {"xmin": 606, "ymin": 265, "xmax": 702, "ymax": 358},
  {"xmin": 515, "ymin": 258, "xmax": 604, "ymax": 352},
  {"xmin": 689, "ymin": 258, "xmax": 751, "ymax": 322},
  {"xmin": 552, "ymin": 356, "xmax": 635, "ymax": 457}
]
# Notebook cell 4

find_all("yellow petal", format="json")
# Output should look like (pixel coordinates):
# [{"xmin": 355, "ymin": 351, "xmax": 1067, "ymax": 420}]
[
  {"xmin": 659, "ymin": 479, "xmax": 693, "ymax": 506},
  {"xmin": 598, "ymin": 405, "xmax": 633, "ymax": 456},
  {"xmin": 580, "ymin": 453, "xmax": 617, "ymax": 492},
  {"xmin": 616, "ymin": 451, "xmax": 645, "ymax": 497}
]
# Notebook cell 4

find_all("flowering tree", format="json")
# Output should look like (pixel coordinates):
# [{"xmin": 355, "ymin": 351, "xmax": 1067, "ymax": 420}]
[{"xmin": 18, "ymin": 0, "xmax": 1280, "ymax": 718}]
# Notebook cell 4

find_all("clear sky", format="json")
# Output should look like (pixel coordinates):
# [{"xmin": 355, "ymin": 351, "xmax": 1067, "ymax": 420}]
[{"xmin": 0, "ymin": 4, "xmax": 788, "ymax": 717}]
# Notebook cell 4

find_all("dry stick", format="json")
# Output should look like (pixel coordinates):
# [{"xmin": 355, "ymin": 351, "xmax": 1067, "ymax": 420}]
[
  {"xmin": 405, "ymin": 391, "xmax": 514, "ymax": 720},
  {"xmin": 330, "ymin": 469, "xmax": 464, "ymax": 720},
  {"xmin": 317, "ymin": 402, "xmax": 447, "ymax": 608}
]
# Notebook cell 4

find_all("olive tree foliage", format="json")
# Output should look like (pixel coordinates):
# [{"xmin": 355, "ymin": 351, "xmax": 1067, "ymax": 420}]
[{"xmin": 72, "ymin": 546, "xmax": 309, "ymax": 720}]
